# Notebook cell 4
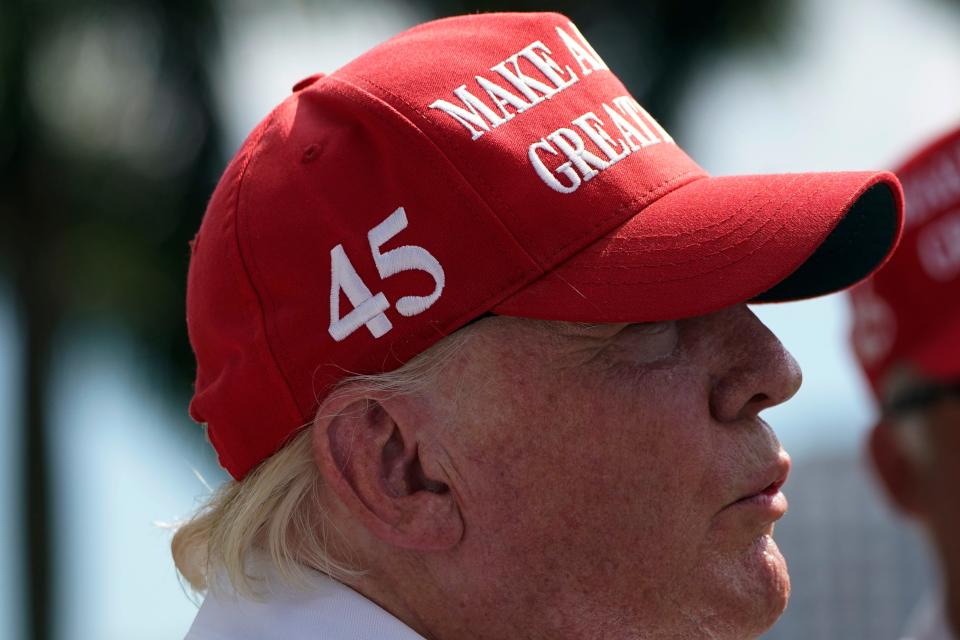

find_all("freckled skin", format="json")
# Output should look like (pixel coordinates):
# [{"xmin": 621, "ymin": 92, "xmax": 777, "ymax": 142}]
[{"xmin": 330, "ymin": 304, "xmax": 801, "ymax": 640}]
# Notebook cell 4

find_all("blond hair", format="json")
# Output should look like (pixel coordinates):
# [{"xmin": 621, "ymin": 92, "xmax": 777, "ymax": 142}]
[{"xmin": 171, "ymin": 326, "xmax": 478, "ymax": 598}]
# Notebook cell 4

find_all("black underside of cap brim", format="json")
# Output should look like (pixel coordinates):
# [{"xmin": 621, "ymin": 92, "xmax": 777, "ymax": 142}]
[{"xmin": 752, "ymin": 183, "xmax": 900, "ymax": 302}]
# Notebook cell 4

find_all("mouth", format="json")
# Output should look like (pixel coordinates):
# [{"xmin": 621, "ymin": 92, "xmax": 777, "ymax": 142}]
[
  {"xmin": 754, "ymin": 473, "xmax": 788, "ymax": 499},
  {"xmin": 723, "ymin": 454, "xmax": 791, "ymax": 519},
  {"xmin": 732, "ymin": 478, "xmax": 787, "ymax": 510}
]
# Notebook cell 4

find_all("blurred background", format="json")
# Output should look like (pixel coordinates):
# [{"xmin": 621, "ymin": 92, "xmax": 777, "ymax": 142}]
[{"xmin": 1, "ymin": 0, "xmax": 958, "ymax": 638}]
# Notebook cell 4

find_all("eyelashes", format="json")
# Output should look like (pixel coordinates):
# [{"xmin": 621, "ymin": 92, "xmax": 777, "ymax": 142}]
[
  {"xmin": 628, "ymin": 321, "xmax": 674, "ymax": 335},
  {"xmin": 553, "ymin": 320, "xmax": 681, "ymax": 372},
  {"xmin": 559, "ymin": 321, "xmax": 629, "ymax": 339},
  {"xmin": 560, "ymin": 320, "xmax": 670, "ymax": 339},
  {"xmin": 609, "ymin": 321, "xmax": 680, "ymax": 364}
]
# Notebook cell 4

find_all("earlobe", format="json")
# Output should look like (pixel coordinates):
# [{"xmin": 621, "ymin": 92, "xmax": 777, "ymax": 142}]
[
  {"xmin": 311, "ymin": 389, "xmax": 464, "ymax": 551},
  {"xmin": 867, "ymin": 423, "xmax": 925, "ymax": 519}
]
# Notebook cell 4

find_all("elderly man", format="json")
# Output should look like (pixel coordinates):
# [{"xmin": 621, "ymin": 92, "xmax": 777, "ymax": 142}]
[
  {"xmin": 851, "ymin": 125, "xmax": 960, "ymax": 640},
  {"xmin": 175, "ymin": 12, "xmax": 903, "ymax": 640}
]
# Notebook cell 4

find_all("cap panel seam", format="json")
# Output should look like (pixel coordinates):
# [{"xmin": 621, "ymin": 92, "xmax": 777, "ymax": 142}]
[
  {"xmin": 229, "ymin": 109, "xmax": 308, "ymax": 423},
  {"xmin": 337, "ymin": 72, "xmax": 707, "ymax": 271},
  {"xmin": 341, "ymin": 74, "xmax": 521, "ymax": 246},
  {"xmin": 194, "ymin": 170, "xmax": 245, "ymax": 477},
  {"xmin": 318, "ymin": 79, "xmax": 543, "ymax": 313},
  {"xmin": 326, "ymin": 74, "xmax": 542, "ymax": 271},
  {"xmin": 187, "ymin": 165, "xmax": 247, "ymax": 475}
]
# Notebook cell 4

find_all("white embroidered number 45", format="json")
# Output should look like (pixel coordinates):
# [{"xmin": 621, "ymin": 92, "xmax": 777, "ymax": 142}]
[{"xmin": 328, "ymin": 207, "xmax": 445, "ymax": 342}]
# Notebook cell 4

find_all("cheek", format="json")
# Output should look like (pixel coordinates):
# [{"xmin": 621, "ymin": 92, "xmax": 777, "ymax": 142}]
[
  {"xmin": 444, "ymin": 344, "xmax": 720, "ymax": 558},
  {"xmin": 580, "ymin": 367, "xmax": 718, "ymax": 507},
  {"xmin": 507, "ymin": 368, "xmax": 720, "ymax": 564}
]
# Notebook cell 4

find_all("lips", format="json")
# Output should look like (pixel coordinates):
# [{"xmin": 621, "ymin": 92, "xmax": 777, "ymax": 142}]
[
  {"xmin": 749, "ymin": 468, "xmax": 789, "ymax": 501},
  {"xmin": 723, "ymin": 453, "xmax": 791, "ymax": 517}
]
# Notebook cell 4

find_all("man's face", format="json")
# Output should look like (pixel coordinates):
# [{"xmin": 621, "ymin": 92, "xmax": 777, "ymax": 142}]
[{"xmin": 420, "ymin": 304, "xmax": 801, "ymax": 639}]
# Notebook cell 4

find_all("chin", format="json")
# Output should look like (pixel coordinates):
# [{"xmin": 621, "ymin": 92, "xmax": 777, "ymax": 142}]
[
  {"xmin": 696, "ymin": 533, "xmax": 791, "ymax": 639},
  {"xmin": 740, "ymin": 534, "xmax": 792, "ymax": 635}
]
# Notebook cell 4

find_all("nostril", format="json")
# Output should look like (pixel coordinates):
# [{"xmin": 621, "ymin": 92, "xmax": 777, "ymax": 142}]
[{"xmin": 710, "ymin": 365, "xmax": 788, "ymax": 423}]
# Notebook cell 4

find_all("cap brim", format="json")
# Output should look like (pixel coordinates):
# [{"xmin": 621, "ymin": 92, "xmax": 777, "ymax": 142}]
[{"xmin": 494, "ymin": 171, "xmax": 903, "ymax": 322}]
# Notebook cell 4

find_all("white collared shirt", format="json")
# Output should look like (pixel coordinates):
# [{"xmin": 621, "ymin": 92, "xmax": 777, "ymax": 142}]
[
  {"xmin": 901, "ymin": 592, "xmax": 955, "ymax": 640},
  {"xmin": 184, "ymin": 556, "xmax": 426, "ymax": 640}
]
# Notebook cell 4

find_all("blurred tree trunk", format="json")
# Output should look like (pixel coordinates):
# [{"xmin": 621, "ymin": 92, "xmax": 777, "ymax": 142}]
[
  {"xmin": 1, "ymin": 3, "xmax": 57, "ymax": 639},
  {"xmin": 0, "ymin": 1, "xmax": 222, "ymax": 638},
  {"xmin": 15, "ymin": 233, "xmax": 58, "ymax": 640}
]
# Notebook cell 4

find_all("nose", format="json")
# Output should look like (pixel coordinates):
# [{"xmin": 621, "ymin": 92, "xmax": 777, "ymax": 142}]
[{"xmin": 708, "ymin": 306, "xmax": 803, "ymax": 424}]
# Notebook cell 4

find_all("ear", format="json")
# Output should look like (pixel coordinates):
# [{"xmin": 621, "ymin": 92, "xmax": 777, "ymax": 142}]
[
  {"xmin": 311, "ymin": 386, "xmax": 463, "ymax": 551},
  {"xmin": 867, "ymin": 422, "xmax": 925, "ymax": 518}
]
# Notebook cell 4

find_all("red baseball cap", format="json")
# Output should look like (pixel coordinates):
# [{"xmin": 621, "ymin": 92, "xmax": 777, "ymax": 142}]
[
  {"xmin": 188, "ymin": 12, "xmax": 904, "ymax": 479},
  {"xmin": 851, "ymin": 124, "xmax": 960, "ymax": 395}
]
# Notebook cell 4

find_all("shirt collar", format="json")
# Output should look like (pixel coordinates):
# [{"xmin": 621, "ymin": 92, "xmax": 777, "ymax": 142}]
[{"xmin": 185, "ymin": 554, "xmax": 426, "ymax": 640}]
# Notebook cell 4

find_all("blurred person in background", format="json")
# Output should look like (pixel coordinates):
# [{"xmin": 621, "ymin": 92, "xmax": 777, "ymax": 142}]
[
  {"xmin": 851, "ymin": 125, "xmax": 960, "ymax": 640},
  {"xmin": 175, "ymin": 12, "xmax": 904, "ymax": 640}
]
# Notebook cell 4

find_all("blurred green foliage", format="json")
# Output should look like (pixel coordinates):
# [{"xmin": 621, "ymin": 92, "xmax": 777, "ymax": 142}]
[{"xmin": 1, "ymin": 0, "xmax": 223, "ymax": 384}]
